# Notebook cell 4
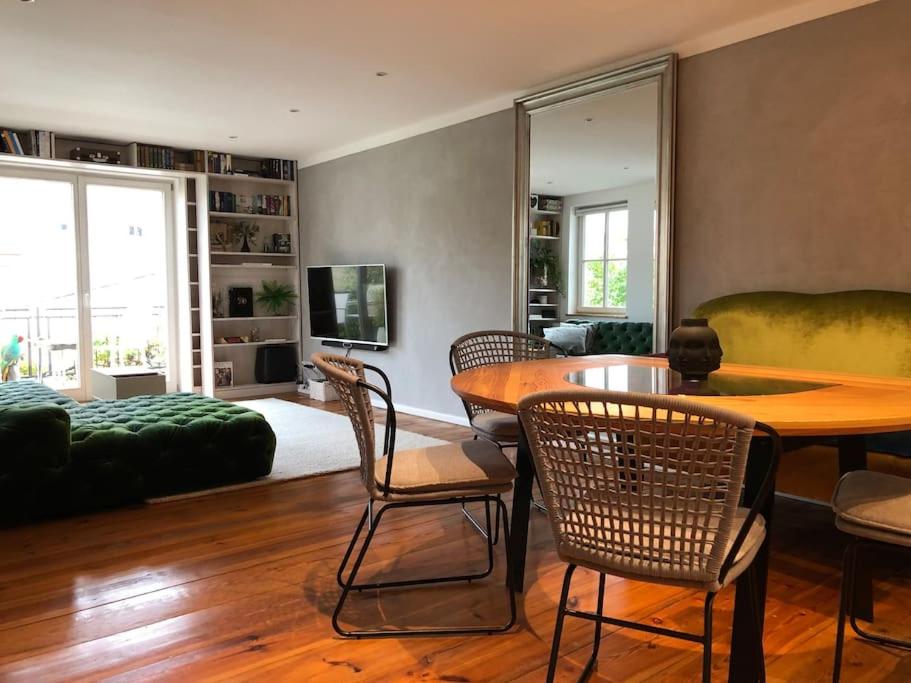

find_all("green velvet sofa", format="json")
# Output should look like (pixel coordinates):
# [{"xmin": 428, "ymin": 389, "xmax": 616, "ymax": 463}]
[
  {"xmin": 0, "ymin": 381, "xmax": 276, "ymax": 525},
  {"xmin": 561, "ymin": 320, "xmax": 653, "ymax": 355},
  {"xmin": 693, "ymin": 290, "xmax": 911, "ymax": 495}
]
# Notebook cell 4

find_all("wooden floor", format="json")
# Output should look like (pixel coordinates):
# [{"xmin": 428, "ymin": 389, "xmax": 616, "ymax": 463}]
[{"xmin": 1, "ymin": 397, "xmax": 910, "ymax": 682}]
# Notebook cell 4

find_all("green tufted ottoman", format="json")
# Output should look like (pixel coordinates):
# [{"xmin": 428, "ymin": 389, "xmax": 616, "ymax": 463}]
[{"xmin": 0, "ymin": 382, "xmax": 276, "ymax": 525}]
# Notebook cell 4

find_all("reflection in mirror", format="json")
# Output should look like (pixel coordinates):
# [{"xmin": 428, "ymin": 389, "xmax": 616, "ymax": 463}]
[{"xmin": 514, "ymin": 56, "xmax": 675, "ymax": 352}]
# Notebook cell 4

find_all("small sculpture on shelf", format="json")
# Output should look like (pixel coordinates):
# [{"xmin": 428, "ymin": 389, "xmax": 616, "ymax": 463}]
[{"xmin": 232, "ymin": 222, "xmax": 260, "ymax": 253}]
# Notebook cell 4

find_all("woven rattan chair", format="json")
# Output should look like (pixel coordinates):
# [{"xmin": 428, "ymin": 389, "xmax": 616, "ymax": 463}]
[
  {"xmin": 518, "ymin": 389, "xmax": 781, "ymax": 682},
  {"xmin": 832, "ymin": 470, "xmax": 911, "ymax": 682},
  {"xmin": 311, "ymin": 352, "xmax": 517, "ymax": 638},
  {"xmin": 449, "ymin": 330, "xmax": 553, "ymax": 537}
]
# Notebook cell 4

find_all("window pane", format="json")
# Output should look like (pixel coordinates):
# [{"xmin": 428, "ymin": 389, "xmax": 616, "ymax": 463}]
[
  {"xmin": 606, "ymin": 260, "xmax": 628, "ymax": 308},
  {"xmin": 582, "ymin": 213, "xmax": 605, "ymax": 260},
  {"xmin": 0, "ymin": 176, "xmax": 80, "ymax": 391},
  {"xmin": 86, "ymin": 184, "xmax": 169, "ymax": 377},
  {"xmin": 607, "ymin": 209, "xmax": 628, "ymax": 259},
  {"xmin": 583, "ymin": 261, "xmax": 604, "ymax": 308}
]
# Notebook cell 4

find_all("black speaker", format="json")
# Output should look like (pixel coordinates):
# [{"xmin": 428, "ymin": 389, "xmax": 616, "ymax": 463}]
[{"xmin": 255, "ymin": 345, "xmax": 298, "ymax": 383}]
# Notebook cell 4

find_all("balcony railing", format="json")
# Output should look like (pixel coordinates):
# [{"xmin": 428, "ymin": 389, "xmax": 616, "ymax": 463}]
[{"xmin": 1, "ymin": 305, "xmax": 166, "ymax": 383}]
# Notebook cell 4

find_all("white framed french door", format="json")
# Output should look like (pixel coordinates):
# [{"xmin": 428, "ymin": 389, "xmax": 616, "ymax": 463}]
[
  {"xmin": 0, "ymin": 165, "xmax": 179, "ymax": 400},
  {"xmin": 77, "ymin": 177, "xmax": 178, "ymax": 397}
]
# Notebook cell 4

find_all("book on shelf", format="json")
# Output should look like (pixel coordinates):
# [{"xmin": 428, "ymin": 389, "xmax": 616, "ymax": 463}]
[
  {"xmin": 208, "ymin": 190, "xmax": 291, "ymax": 216},
  {"xmin": 1, "ymin": 128, "xmax": 55, "ymax": 158},
  {"xmin": 127, "ymin": 143, "xmax": 175, "ymax": 170},
  {"xmin": 260, "ymin": 158, "xmax": 295, "ymax": 181},
  {"xmin": 207, "ymin": 151, "xmax": 233, "ymax": 175}
]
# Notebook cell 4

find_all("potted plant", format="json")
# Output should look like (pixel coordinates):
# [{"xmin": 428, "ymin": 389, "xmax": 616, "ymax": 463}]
[
  {"xmin": 529, "ymin": 241, "xmax": 564, "ymax": 294},
  {"xmin": 256, "ymin": 280, "xmax": 298, "ymax": 315}
]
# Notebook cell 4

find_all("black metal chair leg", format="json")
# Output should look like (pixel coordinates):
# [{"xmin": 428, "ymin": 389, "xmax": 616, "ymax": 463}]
[
  {"xmin": 336, "ymin": 504, "xmax": 370, "ymax": 589},
  {"xmin": 547, "ymin": 564, "xmax": 577, "ymax": 683},
  {"xmin": 333, "ymin": 503, "xmax": 388, "ymax": 637},
  {"xmin": 846, "ymin": 540, "xmax": 911, "ymax": 652},
  {"xmin": 580, "ymin": 572, "xmax": 606, "ymax": 681},
  {"xmin": 334, "ymin": 495, "xmax": 515, "ymax": 638},
  {"xmin": 703, "ymin": 592, "xmax": 716, "ymax": 683},
  {"xmin": 833, "ymin": 540, "xmax": 857, "ymax": 683},
  {"xmin": 462, "ymin": 497, "xmax": 501, "ymax": 545},
  {"xmin": 496, "ymin": 495, "xmax": 517, "ymax": 629}
]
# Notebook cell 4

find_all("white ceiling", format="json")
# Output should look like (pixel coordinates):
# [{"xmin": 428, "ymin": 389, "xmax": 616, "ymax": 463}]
[
  {"xmin": 0, "ymin": 0, "xmax": 877, "ymax": 167},
  {"xmin": 530, "ymin": 82, "xmax": 658, "ymax": 196}
]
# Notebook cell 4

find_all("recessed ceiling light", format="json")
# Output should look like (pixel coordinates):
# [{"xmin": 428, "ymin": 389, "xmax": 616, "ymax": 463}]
[
  {"xmin": 584, "ymin": 117, "xmax": 593, "ymax": 122},
  {"xmin": 228, "ymin": 135, "xmax": 238, "ymax": 140},
  {"xmin": 375, "ymin": 71, "xmax": 388, "ymax": 77},
  {"xmin": 289, "ymin": 108, "xmax": 300, "ymax": 113},
  {"xmin": 20, "ymin": 0, "xmax": 36, "ymax": 4}
]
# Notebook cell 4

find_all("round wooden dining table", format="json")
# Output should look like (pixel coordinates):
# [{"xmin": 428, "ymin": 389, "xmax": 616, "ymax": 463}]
[{"xmin": 451, "ymin": 354, "xmax": 911, "ymax": 682}]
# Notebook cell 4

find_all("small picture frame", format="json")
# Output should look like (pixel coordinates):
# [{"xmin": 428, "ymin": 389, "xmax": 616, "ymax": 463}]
[
  {"xmin": 272, "ymin": 232, "xmax": 292, "ymax": 254},
  {"xmin": 210, "ymin": 222, "xmax": 230, "ymax": 251},
  {"xmin": 214, "ymin": 361, "xmax": 234, "ymax": 388},
  {"xmin": 228, "ymin": 286, "xmax": 254, "ymax": 317}
]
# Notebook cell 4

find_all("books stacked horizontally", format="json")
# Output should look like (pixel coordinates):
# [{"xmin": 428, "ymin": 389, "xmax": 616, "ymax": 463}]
[
  {"xmin": 1, "ymin": 129, "xmax": 55, "ymax": 157},
  {"xmin": 209, "ymin": 191, "xmax": 291, "ymax": 216},
  {"xmin": 128, "ymin": 143, "xmax": 175, "ymax": 169}
]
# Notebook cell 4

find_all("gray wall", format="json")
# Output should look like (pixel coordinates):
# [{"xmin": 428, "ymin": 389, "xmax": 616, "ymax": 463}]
[
  {"xmin": 298, "ymin": 110, "xmax": 515, "ymax": 420},
  {"xmin": 674, "ymin": 0, "xmax": 911, "ymax": 318}
]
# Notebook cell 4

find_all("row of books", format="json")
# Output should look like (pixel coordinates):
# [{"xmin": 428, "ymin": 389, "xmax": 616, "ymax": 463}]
[
  {"xmin": 208, "ymin": 191, "xmax": 291, "ymax": 216},
  {"xmin": 130, "ymin": 143, "xmax": 175, "ymax": 170},
  {"xmin": 260, "ymin": 159, "xmax": 295, "ymax": 181},
  {"xmin": 0, "ymin": 129, "xmax": 55, "ymax": 158},
  {"xmin": 205, "ymin": 151, "xmax": 233, "ymax": 175}
]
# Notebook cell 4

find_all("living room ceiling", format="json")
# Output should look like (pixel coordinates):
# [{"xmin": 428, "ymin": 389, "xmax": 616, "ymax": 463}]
[{"xmin": 0, "ymin": 0, "xmax": 876, "ymax": 167}]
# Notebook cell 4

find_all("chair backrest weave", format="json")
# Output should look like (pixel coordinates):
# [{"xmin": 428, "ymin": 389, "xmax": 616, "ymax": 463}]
[
  {"xmin": 451, "ymin": 330, "xmax": 551, "ymax": 418},
  {"xmin": 519, "ymin": 389, "xmax": 755, "ymax": 585},
  {"xmin": 311, "ymin": 353, "xmax": 378, "ymax": 496}
]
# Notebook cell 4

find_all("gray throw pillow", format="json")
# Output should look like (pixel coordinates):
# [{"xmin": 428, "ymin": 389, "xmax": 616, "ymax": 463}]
[
  {"xmin": 543, "ymin": 325, "xmax": 588, "ymax": 355},
  {"xmin": 561, "ymin": 321, "xmax": 594, "ymax": 354}
]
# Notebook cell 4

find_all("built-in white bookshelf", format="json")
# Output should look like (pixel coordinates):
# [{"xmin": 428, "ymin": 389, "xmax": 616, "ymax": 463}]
[
  {"xmin": 527, "ymin": 194, "xmax": 564, "ymax": 333},
  {"xmin": 203, "ymin": 164, "xmax": 301, "ymax": 399},
  {"xmin": 0, "ymin": 131, "xmax": 300, "ymax": 399}
]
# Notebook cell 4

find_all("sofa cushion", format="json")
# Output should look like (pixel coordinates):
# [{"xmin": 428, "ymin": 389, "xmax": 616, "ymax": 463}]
[{"xmin": 563, "ymin": 320, "xmax": 653, "ymax": 355}]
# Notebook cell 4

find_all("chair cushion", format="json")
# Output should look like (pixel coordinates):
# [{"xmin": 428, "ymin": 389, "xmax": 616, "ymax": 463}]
[
  {"xmin": 374, "ymin": 439, "xmax": 516, "ymax": 495},
  {"xmin": 832, "ymin": 470, "xmax": 911, "ymax": 546},
  {"xmin": 471, "ymin": 411, "xmax": 520, "ymax": 442}
]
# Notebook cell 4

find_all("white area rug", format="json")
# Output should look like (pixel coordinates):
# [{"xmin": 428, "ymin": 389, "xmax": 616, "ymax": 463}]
[{"xmin": 149, "ymin": 398, "xmax": 447, "ymax": 502}]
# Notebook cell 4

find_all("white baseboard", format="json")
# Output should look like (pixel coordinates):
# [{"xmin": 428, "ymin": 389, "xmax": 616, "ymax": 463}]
[{"xmin": 369, "ymin": 396, "xmax": 470, "ymax": 427}]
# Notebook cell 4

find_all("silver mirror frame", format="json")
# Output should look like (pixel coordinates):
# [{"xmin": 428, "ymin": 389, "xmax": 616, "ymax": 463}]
[{"xmin": 512, "ymin": 54, "xmax": 676, "ymax": 352}]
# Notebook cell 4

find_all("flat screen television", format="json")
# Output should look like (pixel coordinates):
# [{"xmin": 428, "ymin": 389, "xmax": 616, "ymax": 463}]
[{"xmin": 307, "ymin": 264, "xmax": 388, "ymax": 347}]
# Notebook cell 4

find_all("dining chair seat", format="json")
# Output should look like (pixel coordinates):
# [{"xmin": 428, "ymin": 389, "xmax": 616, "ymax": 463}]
[
  {"xmin": 833, "ymin": 470, "xmax": 911, "ymax": 546},
  {"xmin": 558, "ymin": 508, "xmax": 766, "ymax": 592},
  {"xmin": 471, "ymin": 411, "xmax": 520, "ymax": 442},
  {"xmin": 374, "ymin": 439, "xmax": 515, "ymax": 498}
]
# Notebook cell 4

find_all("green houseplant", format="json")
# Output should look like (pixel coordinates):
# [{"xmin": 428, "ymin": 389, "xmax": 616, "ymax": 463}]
[
  {"xmin": 529, "ymin": 241, "xmax": 564, "ymax": 295},
  {"xmin": 256, "ymin": 280, "xmax": 297, "ymax": 315}
]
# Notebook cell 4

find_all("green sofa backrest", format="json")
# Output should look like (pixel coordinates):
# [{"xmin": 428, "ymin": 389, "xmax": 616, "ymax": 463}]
[
  {"xmin": 563, "ymin": 320, "xmax": 653, "ymax": 355},
  {"xmin": 692, "ymin": 291, "xmax": 911, "ymax": 378}
]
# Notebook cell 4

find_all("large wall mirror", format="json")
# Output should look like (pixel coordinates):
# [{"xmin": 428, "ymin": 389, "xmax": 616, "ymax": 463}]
[{"xmin": 513, "ymin": 54, "xmax": 676, "ymax": 352}]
